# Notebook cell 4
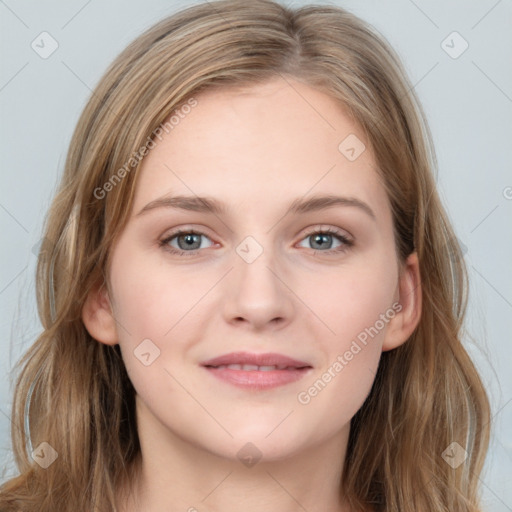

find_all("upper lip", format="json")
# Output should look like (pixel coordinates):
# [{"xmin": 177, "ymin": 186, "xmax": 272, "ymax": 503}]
[{"xmin": 201, "ymin": 351, "xmax": 312, "ymax": 368}]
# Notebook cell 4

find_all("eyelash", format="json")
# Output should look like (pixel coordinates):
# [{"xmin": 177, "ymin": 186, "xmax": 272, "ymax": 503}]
[{"xmin": 159, "ymin": 227, "xmax": 354, "ymax": 257}]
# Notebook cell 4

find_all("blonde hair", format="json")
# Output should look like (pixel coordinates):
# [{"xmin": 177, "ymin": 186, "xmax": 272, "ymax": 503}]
[{"xmin": 0, "ymin": 1, "xmax": 490, "ymax": 510}]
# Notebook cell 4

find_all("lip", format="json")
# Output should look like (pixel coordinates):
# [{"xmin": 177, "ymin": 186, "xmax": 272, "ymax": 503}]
[{"xmin": 201, "ymin": 351, "xmax": 313, "ymax": 390}]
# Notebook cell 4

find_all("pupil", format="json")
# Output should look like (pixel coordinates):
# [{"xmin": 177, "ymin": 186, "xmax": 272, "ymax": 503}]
[
  {"xmin": 313, "ymin": 234, "xmax": 331, "ymax": 249},
  {"xmin": 180, "ymin": 234, "xmax": 200, "ymax": 249}
]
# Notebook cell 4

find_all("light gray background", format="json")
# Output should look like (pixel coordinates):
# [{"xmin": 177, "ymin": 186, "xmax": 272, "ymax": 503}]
[{"xmin": 1, "ymin": 0, "xmax": 511, "ymax": 509}]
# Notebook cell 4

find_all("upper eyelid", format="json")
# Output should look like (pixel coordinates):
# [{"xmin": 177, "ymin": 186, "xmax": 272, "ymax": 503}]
[{"xmin": 302, "ymin": 225, "xmax": 352, "ymax": 238}]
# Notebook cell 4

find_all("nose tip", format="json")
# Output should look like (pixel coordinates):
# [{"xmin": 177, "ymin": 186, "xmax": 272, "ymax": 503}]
[{"xmin": 223, "ymin": 254, "xmax": 294, "ymax": 331}]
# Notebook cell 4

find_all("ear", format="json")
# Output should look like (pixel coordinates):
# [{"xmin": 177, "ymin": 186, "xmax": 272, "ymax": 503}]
[
  {"xmin": 82, "ymin": 281, "xmax": 118, "ymax": 345},
  {"xmin": 382, "ymin": 251, "xmax": 422, "ymax": 352}
]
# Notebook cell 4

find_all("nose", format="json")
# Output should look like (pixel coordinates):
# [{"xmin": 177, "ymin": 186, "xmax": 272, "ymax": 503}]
[{"xmin": 222, "ymin": 244, "xmax": 295, "ymax": 331}]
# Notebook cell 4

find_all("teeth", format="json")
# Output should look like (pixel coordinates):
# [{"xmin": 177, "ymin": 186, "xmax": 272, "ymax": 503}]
[
  {"xmin": 212, "ymin": 364, "xmax": 297, "ymax": 371},
  {"xmin": 241, "ymin": 364, "xmax": 259, "ymax": 371}
]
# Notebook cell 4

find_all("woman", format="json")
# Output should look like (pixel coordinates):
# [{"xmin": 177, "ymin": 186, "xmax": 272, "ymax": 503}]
[{"xmin": 0, "ymin": 1, "xmax": 490, "ymax": 510}]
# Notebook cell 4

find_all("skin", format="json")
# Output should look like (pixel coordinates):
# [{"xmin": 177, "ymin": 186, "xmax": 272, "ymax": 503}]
[{"xmin": 83, "ymin": 77, "xmax": 421, "ymax": 512}]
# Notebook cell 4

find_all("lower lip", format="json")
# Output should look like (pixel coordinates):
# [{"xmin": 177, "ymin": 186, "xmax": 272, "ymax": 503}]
[{"xmin": 202, "ymin": 366, "xmax": 311, "ymax": 390}]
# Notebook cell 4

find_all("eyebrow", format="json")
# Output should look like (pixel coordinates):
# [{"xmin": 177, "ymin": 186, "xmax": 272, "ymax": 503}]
[{"xmin": 136, "ymin": 194, "xmax": 376, "ymax": 220}]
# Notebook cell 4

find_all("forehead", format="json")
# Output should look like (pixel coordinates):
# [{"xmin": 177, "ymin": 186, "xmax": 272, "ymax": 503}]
[{"xmin": 131, "ymin": 78, "xmax": 389, "ymax": 222}]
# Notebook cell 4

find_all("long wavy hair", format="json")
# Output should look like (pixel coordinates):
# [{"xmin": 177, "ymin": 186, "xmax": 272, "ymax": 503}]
[{"xmin": 0, "ymin": 1, "xmax": 490, "ymax": 510}]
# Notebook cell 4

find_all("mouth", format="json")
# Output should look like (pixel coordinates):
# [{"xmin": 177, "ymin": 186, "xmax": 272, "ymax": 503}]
[
  {"xmin": 200, "ymin": 351, "xmax": 313, "ymax": 390},
  {"xmin": 206, "ymin": 363, "xmax": 308, "ymax": 371}
]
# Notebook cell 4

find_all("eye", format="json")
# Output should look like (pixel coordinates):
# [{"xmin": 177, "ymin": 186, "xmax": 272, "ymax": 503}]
[
  {"xmin": 159, "ymin": 226, "xmax": 353, "ymax": 257},
  {"xmin": 160, "ymin": 229, "xmax": 214, "ymax": 255},
  {"xmin": 297, "ymin": 227, "xmax": 353, "ymax": 255}
]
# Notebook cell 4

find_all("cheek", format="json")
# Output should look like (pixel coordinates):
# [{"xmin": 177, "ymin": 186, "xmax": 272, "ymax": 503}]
[
  {"xmin": 295, "ymin": 346, "xmax": 379, "ymax": 438},
  {"xmin": 306, "ymin": 254, "xmax": 398, "ymax": 347},
  {"xmin": 294, "ymin": 278, "xmax": 389, "ymax": 430},
  {"xmin": 108, "ymin": 248, "xmax": 219, "ymax": 394},
  {"xmin": 109, "ymin": 249, "xmax": 206, "ymax": 342},
  {"xmin": 293, "ymin": 257, "xmax": 396, "ymax": 416}
]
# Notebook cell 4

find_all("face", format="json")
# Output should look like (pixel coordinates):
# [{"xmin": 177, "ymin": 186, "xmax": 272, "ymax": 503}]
[{"xmin": 87, "ymin": 78, "xmax": 419, "ymax": 463}]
